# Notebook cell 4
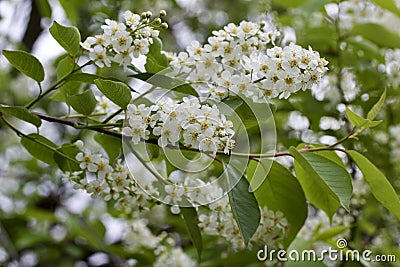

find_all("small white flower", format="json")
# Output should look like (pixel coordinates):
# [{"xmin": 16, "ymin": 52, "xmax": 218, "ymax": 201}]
[
  {"xmin": 76, "ymin": 150, "xmax": 102, "ymax": 171},
  {"xmin": 111, "ymin": 30, "xmax": 132, "ymax": 53},
  {"xmin": 182, "ymin": 123, "xmax": 201, "ymax": 148},
  {"xmin": 198, "ymin": 128, "xmax": 220, "ymax": 155},
  {"xmin": 132, "ymin": 39, "xmax": 150, "ymax": 57},
  {"xmin": 101, "ymin": 19, "xmax": 126, "ymax": 37},
  {"xmin": 164, "ymin": 184, "xmax": 184, "ymax": 204},
  {"xmin": 89, "ymin": 45, "xmax": 111, "ymax": 68},
  {"xmin": 122, "ymin": 121, "xmax": 149, "ymax": 144},
  {"xmin": 124, "ymin": 11, "xmax": 141, "ymax": 28}
]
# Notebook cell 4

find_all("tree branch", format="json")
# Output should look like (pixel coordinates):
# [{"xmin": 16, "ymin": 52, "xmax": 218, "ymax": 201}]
[
  {"xmin": 22, "ymin": 0, "xmax": 43, "ymax": 51},
  {"xmin": 31, "ymin": 111, "xmax": 351, "ymax": 159}
]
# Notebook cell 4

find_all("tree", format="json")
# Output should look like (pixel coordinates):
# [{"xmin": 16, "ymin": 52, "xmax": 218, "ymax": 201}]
[{"xmin": 0, "ymin": 0, "xmax": 399, "ymax": 266}]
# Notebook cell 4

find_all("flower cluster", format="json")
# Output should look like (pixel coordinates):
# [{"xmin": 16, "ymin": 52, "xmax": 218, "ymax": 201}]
[
  {"xmin": 154, "ymin": 247, "xmax": 196, "ymax": 267},
  {"xmin": 198, "ymin": 194, "xmax": 288, "ymax": 249},
  {"xmin": 81, "ymin": 10, "xmax": 168, "ymax": 69},
  {"xmin": 336, "ymin": 0, "xmax": 385, "ymax": 30},
  {"xmin": 167, "ymin": 20, "xmax": 328, "ymax": 102},
  {"xmin": 62, "ymin": 141, "xmax": 157, "ymax": 215},
  {"xmin": 123, "ymin": 97, "xmax": 236, "ymax": 155},
  {"xmin": 384, "ymin": 49, "xmax": 400, "ymax": 88},
  {"xmin": 389, "ymin": 125, "xmax": 400, "ymax": 162},
  {"xmin": 123, "ymin": 219, "xmax": 196, "ymax": 266},
  {"xmin": 163, "ymin": 171, "xmax": 288, "ymax": 249},
  {"xmin": 63, "ymin": 139, "xmax": 290, "ymax": 250},
  {"xmin": 311, "ymin": 69, "xmax": 359, "ymax": 102},
  {"xmin": 298, "ymin": 209, "xmax": 353, "ymax": 240}
]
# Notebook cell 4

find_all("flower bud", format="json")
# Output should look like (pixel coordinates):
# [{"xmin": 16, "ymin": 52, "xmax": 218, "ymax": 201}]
[
  {"xmin": 154, "ymin": 18, "xmax": 162, "ymax": 25},
  {"xmin": 146, "ymin": 11, "xmax": 153, "ymax": 18},
  {"xmin": 161, "ymin": 22, "xmax": 168, "ymax": 29},
  {"xmin": 159, "ymin": 10, "xmax": 167, "ymax": 17}
]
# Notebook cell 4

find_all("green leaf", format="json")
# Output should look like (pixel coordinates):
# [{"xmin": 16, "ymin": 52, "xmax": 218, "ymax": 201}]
[
  {"xmin": 94, "ymin": 133, "xmax": 121, "ymax": 163},
  {"xmin": 345, "ymin": 36, "xmax": 385, "ymax": 63},
  {"xmin": 247, "ymin": 160, "xmax": 307, "ymax": 247},
  {"xmin": 286, "ymin": 238, "xmax": 328, "ymax": 267},
  {"xmin": 66, "ymin": 215, "xmax": 104, "ymax": 250},
  {"xmin": 290, "ymin": 148, "xmax": 341, "ymax": 219},
  {"xmin": 271, "ymin": 0, "xmax": 308, "ymax": 8},
  {"xmin": 58, "ymin": 0, "xmax": 80, "ymax": 24},
  {"xmin": 49, "ymin": 21, "xmax": 81, "ymax": 56},
  {"xmin": 367, "ymin": 89, "xmax": 386, "ymax": 120},
  {"xmin": 21, "ymin": 134, "xmax": 58, "ymax": 167},
  {"xmin": 2, "ymin": 50, "xmax": 45, "ymax": 82},
  {"xmin": 297, "ymin": 26, "xmax": 336, "ymax": 52},
  {"xmin": 348, "ymin": 150, "xmax": 400, "ymax": 220},
  {"xmin": 66, "ymin": 73, "xmax": 100, "ymax": 83},
  {"xmin": 371, "ymin": 0, "xmax": 400, "ymax": 17},
  {"xmin": 309, "ymin": 149, "xmax": 347, "ymax": 169},
  {"xmin": 351, "ymin": 23, "xmax": 400, "ymax": 48},
  {"xmin": 69, "ymin": 90, "xmax": 97, "ymax": 115},
  {"xmin": 345, "ymin": 108, "xmax": 382, "ymax": 128},
  {"xmin": 56, "ymin": 55, "xmax": 82, "ymax": 100},
  {"xmin": 299, "ymin": 0, "xmax": 332, "ymax": 15},
  {"xmin": 94, "ymin": 79, "xmax": 132, "ymax": 109},
  {"xmin": 345, "ymin": 108, "xmax": 368, "ymax": 127},
  {"xmin": 132, "ymin": 73, "xmax": 199, "ymax": 97},
  {"xmin": 54, "ymin": 144, "xmax": 81, "ymax": 172},
  {"xmin": 0, "ymin": 106, "xmax": 41, "ymax": 127},
  {"xmin": 225, "ymin": 163, "xmax": 260, "ymax": 245},
  {"xmin": 211, "ymin": 249, "xmax": 262, "ymax": 267},
  {"xmin": 214, "ymin": 98, "xmax": 244, "ymax": 116},
  {"xmin": 300, "ymin": 151, "xmax": 353, "ymax": 212},
  {"xmin": 145, "ymin": 37, "xmax": 168, "ymax": 72},
  {"xmin": 234, "ymin": 100, "xmax": 261, "ymax": 130},
  {"xmin": 314, "ymin": 225, "xmax": 351, "ymax": 241},
  {"xmin": 57, "ymin": 55, "xmax": 76, "ymax": 79},
  {"xmin": 35, "ymin": 0, "xmax": 52, "ymax": 18},
  {"xmin": 181, "ymin": 207, "xmax": 203, "ymax": 261}
]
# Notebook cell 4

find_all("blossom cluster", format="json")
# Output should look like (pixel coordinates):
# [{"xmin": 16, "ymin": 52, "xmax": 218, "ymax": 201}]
[
  {"xmin": 62, "ymin": 141, "xmax": 157, "ymax": 215},
  {"xmin": 336, "ymin": 0, "xmax": 385, "ymax": 30},
  {"xmin": 199, "ymin": 197, "xmax": 288, "ymax": 249},
  {"xmin": 123, "ymin": 97, "xmax": 236, "ymax": 155},
  {"xmin": 163, "ymin": 171, "xmax": 288, "ymax": 249},
  {"xmin": 384, "ymin": 49, "xmax": 400, "ymax": 88},
  {"xmin": 64, "ymin": 139, "xmax": 288, "ymax": 250},
  {"xmin": 123, "ymin": 218, "xmax": 196, "ymax": 266},
  {"xmin": 389, "ymin": 125, "xmax": 400, "ymax": 162},
  {"xmin": 311, "ymin": 68, "xmax": 360, "ymax": 103},
  {"xmin": 167, "ymin": 20, "xmax": 328, "ymax": 102},
  {"xmin": 81, "ymin": 10, "xmax": 167, "ymax": 69},
  {"xmin": 124, "ymin": 218, "xmax": 196, "ymax": 267}
]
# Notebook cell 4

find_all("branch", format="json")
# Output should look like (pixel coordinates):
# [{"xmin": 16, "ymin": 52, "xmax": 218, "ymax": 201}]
[
  {"xmin": 22, "ymin": 0, "xmax": 43, "ymax": 51},
  {"xmin": 31, "ymin": 111, "xmax": 351, "ymax": 159}
]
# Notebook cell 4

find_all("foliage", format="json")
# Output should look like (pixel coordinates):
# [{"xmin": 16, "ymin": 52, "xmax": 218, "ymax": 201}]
[{"xmin": 0, "ymin": 0, "xmax": 400, "ymax": 266}]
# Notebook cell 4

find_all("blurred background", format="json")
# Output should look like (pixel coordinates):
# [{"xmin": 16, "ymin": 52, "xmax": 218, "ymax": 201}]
[{"xmin": 0, "ymin": 0, "xmax": 400, "ymax": 266}]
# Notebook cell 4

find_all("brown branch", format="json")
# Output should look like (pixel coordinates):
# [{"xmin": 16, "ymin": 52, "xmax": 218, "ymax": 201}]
[
  {"xmin": 22, "ymin": 0, "xmax": 43, "ymax": 51},
  {"xmin": 31, "ymin": 111, "xmax": 349, "ymax": 158}
]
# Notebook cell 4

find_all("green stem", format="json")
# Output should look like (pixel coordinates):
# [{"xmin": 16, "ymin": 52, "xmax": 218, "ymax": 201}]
[
  {"xmin": 61, "ymin": 113, "xmax": 107, "ymax": 119},
  {"xmin": 32, "ymin": 110, "xmax": 353, "ymax": 159},
  {"xmin": 26, "ymin": 60, "xmax": 92, "ymax": 109},
  {"xmin": 102, "ymin": 108, "xmax": 123, "ymax": 123},
  {"xmin": 124, "ymin": 139, "xmax": 169, "ymax": 185},
  {"xmin": 1, "ymin": 116, "xmax": 79, "ymax": 164},
  {"xmin": 73, "ymin": 122, "xmax": 122, "ymax": 129}
]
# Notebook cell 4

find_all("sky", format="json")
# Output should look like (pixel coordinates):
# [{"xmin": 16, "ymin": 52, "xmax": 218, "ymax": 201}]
[{"xmin": 0, "ymin": 0, "xmax": 66, "ymax": 64}]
